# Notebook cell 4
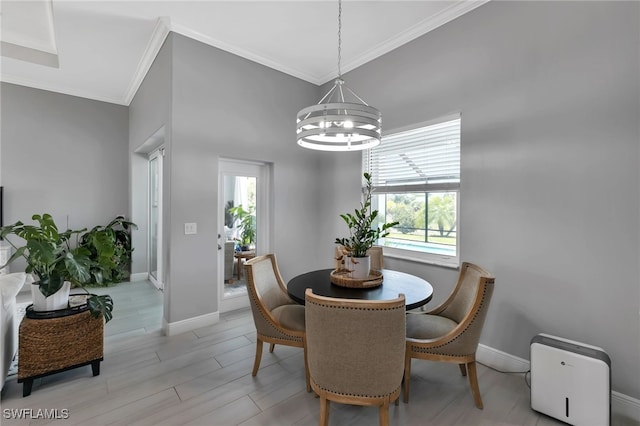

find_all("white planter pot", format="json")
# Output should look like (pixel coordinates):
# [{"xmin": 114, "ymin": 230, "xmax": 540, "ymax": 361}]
[
  {"xmin": 31, "ymin": 281, "xmax": 71, "ymax": 311},
  {"xmin": 345, "ymin": 256, "xmax": 371, "ymax": 279}
]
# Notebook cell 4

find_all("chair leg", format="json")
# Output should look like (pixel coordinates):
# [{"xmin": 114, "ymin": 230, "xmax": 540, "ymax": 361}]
[
  {"xmin": 269, "ymin": 343, "xmax": 275, "ymax": 353},
  {"xmin": 252, "ymin": 338, "xmax": 263, "ymax": 376},
  {"xmin": 304, "ymin": 344, "xmax": 311, "ymax": 392},
  {"xmin": 467, "ymin": 361, "xmax": 484, "ymax": 409},
  {"xmin": 403, "ymin": 351, "xmax": 412, "ymax": 403},
  {"xmin": 379, "ymin": 402, "xmax": 390, "ymax": 426},
  {"xmin": 319, "ymin": 397, "xmax": 330, "ymax": 426},
  {"xmin": 459, "ymin": 363, "xmax": 467, "ymax": 376}
]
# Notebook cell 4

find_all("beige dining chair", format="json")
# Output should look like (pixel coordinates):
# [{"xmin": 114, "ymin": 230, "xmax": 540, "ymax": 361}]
[
  {"xmin": 244, "ymin": 254, "xmax": 310, "ymax": 391},
  {"xmin": 305, "ymin": 289, "xmax": 406, "ymax": 426},
  {"xmin": 368, "ymin": 245, "xmax": 384, "ymax": 271},
  {"xmin": 403, "ymin": 261, "xmax": 495, "ymax": 408}
]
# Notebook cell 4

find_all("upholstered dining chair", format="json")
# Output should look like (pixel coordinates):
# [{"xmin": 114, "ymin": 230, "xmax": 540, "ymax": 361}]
[
  {"xmin": 244, "ymin": 254, "xmax": 310, "ymax": 391},
  {"xmin": 305, "ymin": 289, "xmax": 406, "ymax": 426},
  {"xmin": 368, "ymin": 245, "xmax": 384, "ymax": 271},
  {"xmin": 403, "ymin": 261, "xmax": 495, "ymax": 409}
]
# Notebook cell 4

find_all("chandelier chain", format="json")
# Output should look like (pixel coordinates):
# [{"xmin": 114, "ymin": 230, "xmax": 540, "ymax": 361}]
[{"xmin": 337, "ymin": 0, "xmax": 342, "ymax": 79}]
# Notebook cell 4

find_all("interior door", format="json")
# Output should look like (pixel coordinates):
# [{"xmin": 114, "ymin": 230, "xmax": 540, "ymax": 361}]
[{"xmin": 218, "ymin": 159, "xmax": 270, "ymax": 313}]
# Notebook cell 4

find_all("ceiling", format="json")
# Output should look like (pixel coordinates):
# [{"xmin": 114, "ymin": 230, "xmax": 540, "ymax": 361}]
[{"xmin": 0, "ymin": 1, "xmax": 488, "ymax": 106}]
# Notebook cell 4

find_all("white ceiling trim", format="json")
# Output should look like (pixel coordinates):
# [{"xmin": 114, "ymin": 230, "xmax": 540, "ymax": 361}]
[
  {"xmin": 317, "ymin": 0, "xmax": 490, "ymax": 84},
  {"xmin": 0, "ymin": 72, "xmax": 125, "ymax": 105},
  {"xmin": 123, "ymin": 17, "xmax": 172, "ymax": 105},
  {"xmin": 1, "ymin": 0, "xmax": 58, "ymax": 55},
  {"xmin": 170, "ymin": 21, "xmax": 323, "ymax": 85},
  {"xmin": 120, "ymin": 0, "xmax": 491, "ymax": 105}
]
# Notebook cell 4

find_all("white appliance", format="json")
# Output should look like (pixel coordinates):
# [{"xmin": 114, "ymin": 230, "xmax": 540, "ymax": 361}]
[{"xmin": 530, "ymin": 334, "xmax": 611, "ymax": 426}]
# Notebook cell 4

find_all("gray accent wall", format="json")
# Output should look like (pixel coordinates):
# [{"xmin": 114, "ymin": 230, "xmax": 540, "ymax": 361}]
[
  {"xmin": 0, "ymin": 82, "xmax": 129, "ymax": 267},
  {"xmin": 321, "ymin": 1, "xmax": 640, "ymax": 398}
]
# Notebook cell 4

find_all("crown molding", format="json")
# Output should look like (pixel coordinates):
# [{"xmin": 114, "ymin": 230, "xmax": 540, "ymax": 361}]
[
  {"xmin": 0, "ymin": 73, "xmax": 125, "ymax": 105},
  {"xmin": 122, "ymin": 17, "xmax": 171, "ymax": 105},
  {"xmin": 317, "ymin": 0, "xmax": 491, "ymax": 84},
  {"xmin": 170, "ymin": 22, "xmax": 323, "ymax": 85},
  {"xmin": 2, "ymin": 1, "xmax": 490, "ymax": 105}
]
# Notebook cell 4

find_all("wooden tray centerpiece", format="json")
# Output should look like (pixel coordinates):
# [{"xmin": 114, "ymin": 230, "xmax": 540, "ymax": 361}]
[{"xmin": 330, "ymin": 268, "xmax": 383, "ymax": 288}]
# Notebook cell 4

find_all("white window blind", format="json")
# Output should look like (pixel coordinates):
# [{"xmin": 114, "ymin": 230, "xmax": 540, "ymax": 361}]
[{"xmin": 364, "ymin": 117, "xmax": 460, "ymax": 193}]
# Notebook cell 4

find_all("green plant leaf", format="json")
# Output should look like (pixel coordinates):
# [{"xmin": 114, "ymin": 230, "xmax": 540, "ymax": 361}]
[
  {"xmin": 37, "ymin": 274, "xmax": 66, "ymax": 298},
  {"xmin": 64, "ymin": 251, "xmax": 92, "ymax": 284},
  {"xmin": 87, "ymin": 294, "xmax": 114, "ymax": 323}
]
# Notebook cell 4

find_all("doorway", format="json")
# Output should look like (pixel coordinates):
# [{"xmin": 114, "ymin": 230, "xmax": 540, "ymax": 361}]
[
  {"xmin": 149, "ymin": 149, "xmax": 163, "ymax": 290},
  {"xmin": 218, "ymin": 159, "xmax": 270, "ymax": 313}
]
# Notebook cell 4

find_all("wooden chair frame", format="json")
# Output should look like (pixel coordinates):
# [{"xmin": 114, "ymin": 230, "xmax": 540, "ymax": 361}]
[
  {"xmin": 245, "ymin": 254, "xmax": 310, "ymax": 391},
  {"xmin": 404, "ymin": 262, "xmax": 495, "ymax": 409}
]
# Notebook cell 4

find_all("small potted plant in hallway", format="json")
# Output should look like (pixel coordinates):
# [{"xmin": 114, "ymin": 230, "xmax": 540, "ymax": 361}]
[
  {"xmin": 0, "ymin": 213, "xmax": 114, "ymax": 322},
  {"xmin": 335, "ymin": 172, "xmax": 398, "ymax": 279}
]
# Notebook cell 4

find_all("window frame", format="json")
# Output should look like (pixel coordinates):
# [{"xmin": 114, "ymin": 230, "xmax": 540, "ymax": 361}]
[{"xmin": 364, "ymin": 113, "xmax": 461, "ymax": 268}]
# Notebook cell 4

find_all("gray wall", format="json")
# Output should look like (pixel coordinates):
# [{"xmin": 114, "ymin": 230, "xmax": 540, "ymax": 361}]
[
  {"xmin": 129, "ymin": 33, "xmax": 322, "ymax": 323},
  {"xmin": 322, "ymin": 1, "xmax": 640, "ymax": 398},
  {"xmin": 0, "ymin": 83, "xmax": 129, "ymax": 265},
  {"xmin": 128, "ymin": 36, "xmax": 173, "ymax": 315}
]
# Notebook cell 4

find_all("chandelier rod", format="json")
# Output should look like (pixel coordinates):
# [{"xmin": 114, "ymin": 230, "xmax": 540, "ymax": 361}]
[{"xmin": 337, "ymin": 0, "xmax": 342, "ymax": 79}]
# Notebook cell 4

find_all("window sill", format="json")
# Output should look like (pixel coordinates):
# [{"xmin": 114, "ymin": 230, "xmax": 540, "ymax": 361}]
[{"xmin": 384, "ymin": 250, "xmax": 459, "ymax": 270}]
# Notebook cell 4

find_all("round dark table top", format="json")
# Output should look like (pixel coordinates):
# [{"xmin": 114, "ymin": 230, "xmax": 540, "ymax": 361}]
[{"xmin": 287, "ymin": 268, "xmax": 433, "ymax": 311}]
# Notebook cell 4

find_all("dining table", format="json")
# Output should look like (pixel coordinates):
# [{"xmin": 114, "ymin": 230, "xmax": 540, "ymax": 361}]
[{"xmin": 287, "ymin": 268, "xmax": 433, "ymax": 311}]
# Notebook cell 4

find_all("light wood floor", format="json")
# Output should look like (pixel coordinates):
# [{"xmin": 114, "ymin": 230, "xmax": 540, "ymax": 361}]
[{"xmin": 0, "ymin": 281, "xmax": 583, "ymax": 425}]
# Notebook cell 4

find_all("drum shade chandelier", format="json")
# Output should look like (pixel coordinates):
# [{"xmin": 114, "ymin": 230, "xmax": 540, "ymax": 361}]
[{"xmin": 296, "ymin": 0, "xmax": 382, "ymax": 151}]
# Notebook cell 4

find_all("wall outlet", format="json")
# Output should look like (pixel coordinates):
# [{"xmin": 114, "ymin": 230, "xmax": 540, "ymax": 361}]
[{"xmin": 184, "ymin": 223, "xmax": 197, "ymax": 235}]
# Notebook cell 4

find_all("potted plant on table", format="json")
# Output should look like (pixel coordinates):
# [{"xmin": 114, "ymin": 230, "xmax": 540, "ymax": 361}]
[
  {"xmin": 335, "ymin": 172, "xmax": 399, "ymax": 279},
  {"xmin": 0, "ymin": 214, "xmax": 115, "ymax": 322}
]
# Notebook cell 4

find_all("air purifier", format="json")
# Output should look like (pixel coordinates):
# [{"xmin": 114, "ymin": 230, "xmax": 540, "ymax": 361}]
[{"xmin": 530, "ymin": 333, "xmax": 611, "ymax": 426}]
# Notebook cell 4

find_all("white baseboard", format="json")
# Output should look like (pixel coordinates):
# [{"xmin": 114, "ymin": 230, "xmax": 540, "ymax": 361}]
[
  {"xmin": 162, "ymin": 311, "xmax": 220, "ymax": 336},
  {"xmin": 612, "ymin": 391, "xmax": 640, "ymax": 423},
  {"xmin": 477, "ymin": 344, "xmax": 640, "ymax": 422},
  {"xmin": 477, "ymin": 343, "xmax": 530, "ymax": 373},
  {"xmin": 129, "ymin": 272, "xmax": 148, "ymax": 282}
]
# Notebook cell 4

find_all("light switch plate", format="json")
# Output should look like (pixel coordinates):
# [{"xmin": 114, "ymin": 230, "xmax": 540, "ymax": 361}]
[{"xmin": 184, "ymin": 222, "xmax": 197, "ymax": 235}]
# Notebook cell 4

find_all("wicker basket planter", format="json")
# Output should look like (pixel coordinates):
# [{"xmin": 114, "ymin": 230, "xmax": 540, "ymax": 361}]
[{"xmin": 18, "ymin": 306, "xmax": 104, "ymax": 396}]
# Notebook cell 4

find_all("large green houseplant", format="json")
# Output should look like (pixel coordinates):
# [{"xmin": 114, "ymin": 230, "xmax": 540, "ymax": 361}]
[
  {"xmin": 0, "ymin": 214, "xmax": 115, "ymax": 322},
  {"xmin": 80, "ymin": 216, "xmax": 137, "ymax": 285},
  {"xmin": 229, "ymin": 205, "xmax": 256, "ymax": 250},
  {"xmin": 335, "ymin": 173, "xmax": 398, "ymax": 276}
]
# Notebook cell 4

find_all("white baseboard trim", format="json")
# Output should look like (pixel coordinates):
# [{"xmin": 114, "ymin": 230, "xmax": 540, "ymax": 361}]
[
  {"xmin": 477, "ymin": 344, "xmax": 640, "ymax": 422},
  {"xmin": 162, "ymin": 311, "xmax": 220, "ymax": 336},
  {"xmin": 129, "ymin": 272, "xmax": 148, "ymax": 282},
  {"xmin": 477, "ymin": 343, "xmax": 530, "ymax": 373},
  {"xmin": 612, "ymin": 391, "xmax": 640, "ymax": 423}
]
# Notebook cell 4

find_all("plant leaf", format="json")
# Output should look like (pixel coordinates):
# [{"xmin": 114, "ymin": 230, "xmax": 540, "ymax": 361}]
[{"xmin": 87, "ymin": 294, "xmax": 114, "ymax": 323}]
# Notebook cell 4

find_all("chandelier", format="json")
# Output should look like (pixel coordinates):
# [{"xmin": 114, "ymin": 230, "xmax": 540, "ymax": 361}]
[{"xmin": 296, "ymin": 0, "xmax": 382, "ymax": 151}]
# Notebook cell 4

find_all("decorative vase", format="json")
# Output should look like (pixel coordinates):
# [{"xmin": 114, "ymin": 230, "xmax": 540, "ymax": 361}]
[
  {"xmin": 31, "ymin": 281, "xmax": 71, "ymax": 311},
  {"xmin": 344, "ymin": 255, "xmax": 371, "ymax": 280}
]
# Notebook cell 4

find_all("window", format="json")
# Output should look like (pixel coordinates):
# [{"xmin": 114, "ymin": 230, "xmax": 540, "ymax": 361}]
[{"xmin": 363, "ymin": 115, "xmax": 460, "ymax": 267}]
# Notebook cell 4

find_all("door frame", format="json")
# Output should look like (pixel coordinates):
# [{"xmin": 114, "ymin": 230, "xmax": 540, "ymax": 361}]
[
  {"xmin": 218, "ymin": 158, "xmax": 271, "ymax": 312},
  {"xmin": 148, "ymin": 148, "xmax": 164, "ymax": 290}
]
